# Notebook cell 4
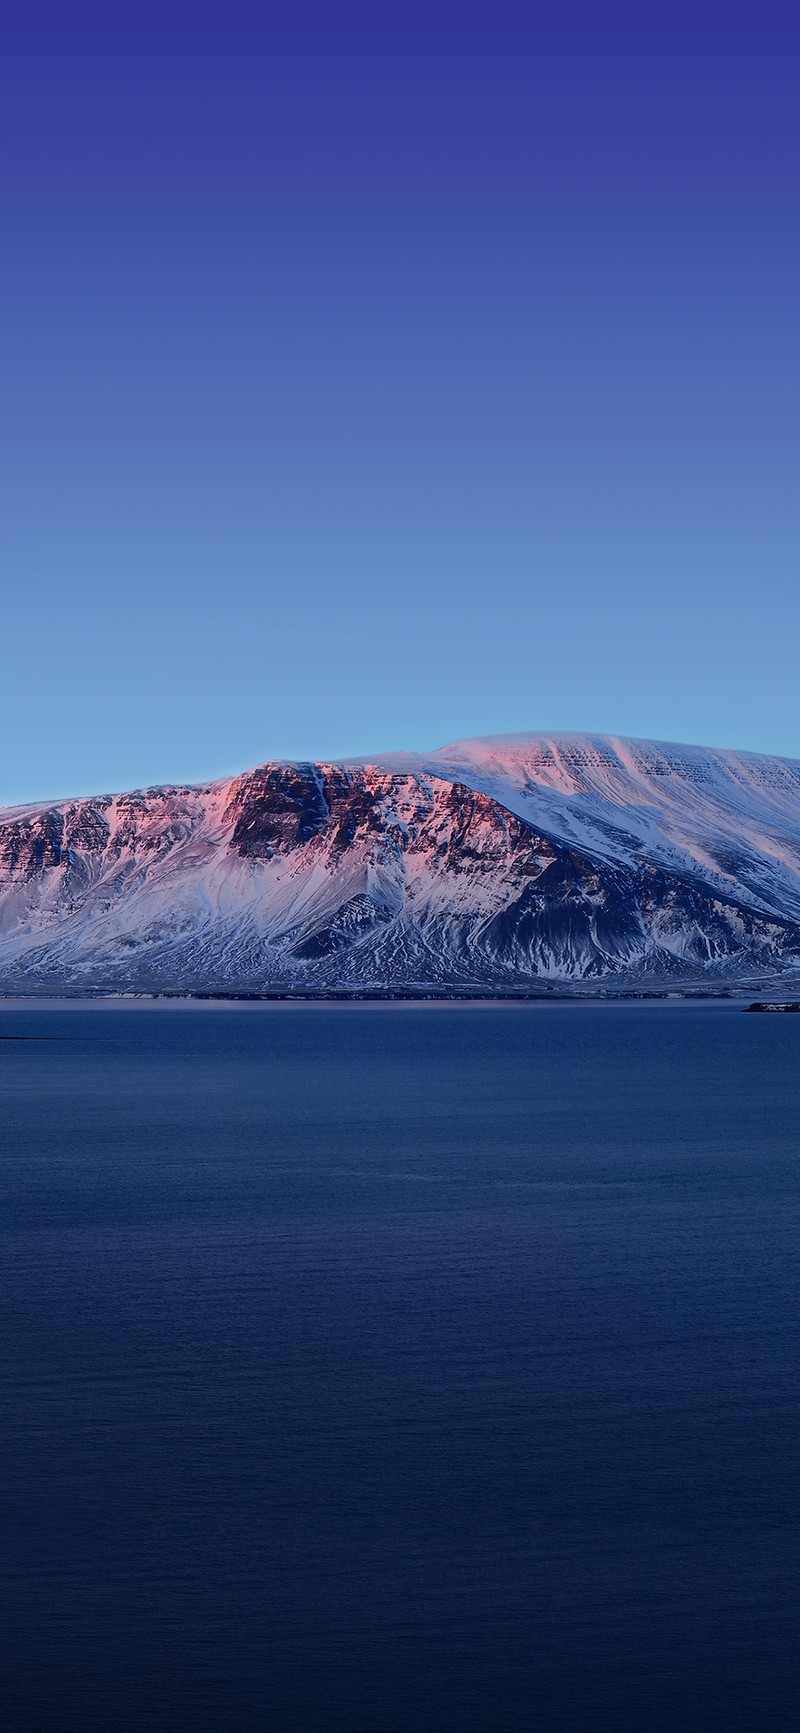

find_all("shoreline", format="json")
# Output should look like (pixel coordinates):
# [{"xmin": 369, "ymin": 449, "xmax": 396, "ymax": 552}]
[{"xmin": 0, "ymin": 988, "xmax": 781, "ymax": 1012}]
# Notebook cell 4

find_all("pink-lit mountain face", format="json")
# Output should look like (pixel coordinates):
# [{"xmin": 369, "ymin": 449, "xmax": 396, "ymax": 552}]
[{"xmin": 3, "ymin": 734, "xmax": 800, "ymax": 992}]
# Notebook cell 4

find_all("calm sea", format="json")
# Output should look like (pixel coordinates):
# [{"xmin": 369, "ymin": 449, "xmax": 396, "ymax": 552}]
[{"xmin": 1, "ymin": 1001, "xmax": 799, "ymax": 1731}]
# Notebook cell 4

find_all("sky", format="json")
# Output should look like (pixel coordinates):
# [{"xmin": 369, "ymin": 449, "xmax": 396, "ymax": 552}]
[{"xmin": 2, "ymin": 1, "xmax": 799, "ymax": 802}]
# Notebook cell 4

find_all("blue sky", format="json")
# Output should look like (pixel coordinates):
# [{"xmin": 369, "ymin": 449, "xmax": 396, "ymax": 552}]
[{"xmin": 2, "ymin": 1, "xmax": 799, "ymax": 801}]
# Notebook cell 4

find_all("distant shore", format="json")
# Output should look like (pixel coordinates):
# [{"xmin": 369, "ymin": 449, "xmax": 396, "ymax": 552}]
[{"xmin": 0, "ymin": 988, "xmax": 792, "ymax": 1012}]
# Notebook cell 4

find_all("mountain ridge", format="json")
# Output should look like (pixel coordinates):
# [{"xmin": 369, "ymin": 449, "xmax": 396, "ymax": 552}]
[{"xmin": 3, "ymin": 733, "xmax": 800, "ymax": 992}]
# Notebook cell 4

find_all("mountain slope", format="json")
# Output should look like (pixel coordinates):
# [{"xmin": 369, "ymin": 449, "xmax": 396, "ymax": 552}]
[{"xmin": 2, "ymin": 734, "xmax": 800, "ymax": 991}]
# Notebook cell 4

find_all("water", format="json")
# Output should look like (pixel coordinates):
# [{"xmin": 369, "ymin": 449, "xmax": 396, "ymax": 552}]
[{"xmin": 1, "ymin": 1001, "xmax": 799, "ymax": 1731}]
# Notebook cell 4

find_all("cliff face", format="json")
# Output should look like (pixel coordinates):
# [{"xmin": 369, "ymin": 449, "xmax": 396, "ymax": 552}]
[{"xmin": 2, "ymin": 735, "xmax": 800, "ymax": 990}]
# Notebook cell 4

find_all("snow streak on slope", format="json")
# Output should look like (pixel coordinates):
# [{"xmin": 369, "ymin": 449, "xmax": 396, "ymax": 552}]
[{"xmin": 1, "ymin": 735, "xmax": 800, "ymax": 990}]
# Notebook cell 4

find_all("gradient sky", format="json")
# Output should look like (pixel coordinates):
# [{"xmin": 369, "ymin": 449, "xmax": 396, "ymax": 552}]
[{"xmin": 2, "ymin": 1, "xmax": 799, "ymax": 801}]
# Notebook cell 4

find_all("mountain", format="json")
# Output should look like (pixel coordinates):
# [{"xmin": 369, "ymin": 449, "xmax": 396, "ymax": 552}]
[{"xmin": 3, "ymin": 733, "xmax": 800, "ymax": 993}]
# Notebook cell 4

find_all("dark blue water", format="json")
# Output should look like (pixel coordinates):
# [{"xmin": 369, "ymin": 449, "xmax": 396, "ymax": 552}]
[{"xmin": 1, "ymin": 1002, "xmax": 799, "ymax": 1731}]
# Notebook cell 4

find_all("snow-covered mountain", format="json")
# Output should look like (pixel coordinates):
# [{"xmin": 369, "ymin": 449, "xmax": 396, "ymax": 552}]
[{"xmin": 3, "ymin": 733, "xmax": 800, "ymax": 992}]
